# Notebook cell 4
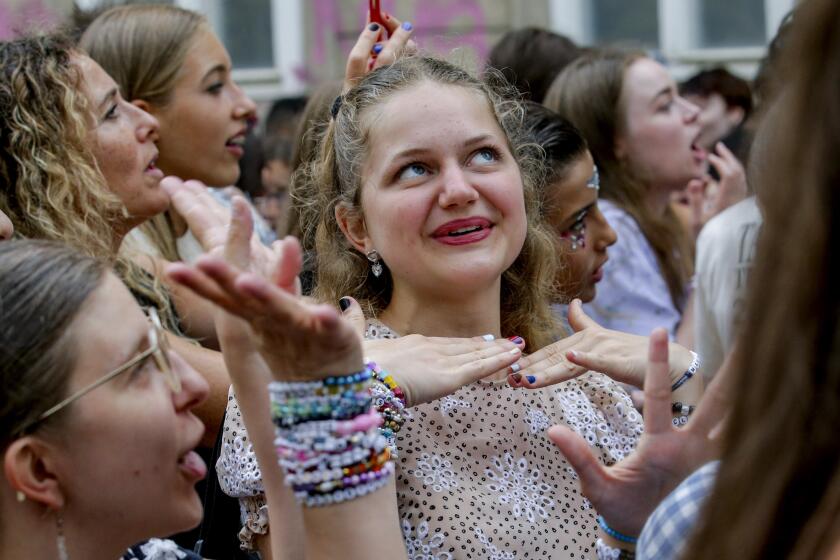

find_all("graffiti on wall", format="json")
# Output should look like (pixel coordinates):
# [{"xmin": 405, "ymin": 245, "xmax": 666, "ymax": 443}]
[
  {"xmin": 0, "ymin": 0, "xmax": 63, "ymax": 40},
  {"xmin": 303, "ymin": 0, "xmax": 493, "ymax": 84}
]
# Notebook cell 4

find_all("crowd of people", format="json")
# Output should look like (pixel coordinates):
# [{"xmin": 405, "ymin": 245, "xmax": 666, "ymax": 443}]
[{"xmin": 0, "ymin": 1, "xmax": 838, "ymax": 559}]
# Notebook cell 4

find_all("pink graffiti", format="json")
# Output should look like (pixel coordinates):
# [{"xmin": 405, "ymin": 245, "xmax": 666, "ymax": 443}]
[
  {"xmin": 301, "ymin": 0, "xmax": 489, "ymax": 85},
  {"xmin": 0, "ymin": 0, "xmax": 62, "ymax": 41}
]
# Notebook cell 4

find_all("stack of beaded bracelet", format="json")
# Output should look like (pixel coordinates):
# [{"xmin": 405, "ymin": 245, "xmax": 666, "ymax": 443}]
[
  {"xmin": 269, "ymin": 365, "xmax": 394, "ymax": 507},
  {"xmin": 671, "ymin": 401, "xmax": 696, "ymax": 427},
  {"xmin": 367, "ymin": 361, "xmax": 407, "ymax": 456}
]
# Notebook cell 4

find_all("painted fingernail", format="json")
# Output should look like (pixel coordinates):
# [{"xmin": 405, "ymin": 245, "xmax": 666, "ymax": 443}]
[
  {"xmin": 511, "ymin": 373, "xmax": 522, "ymax": 383},
  {"xmin": 402, "ymin": 21, "xmax": 413, "ymax": 31},
  {"xmin": 508, "ymin": 336, "xmax": 524, "ymax": 344},
  {"xmin": 526, "ymin": 375, "xmax": 536, "ymax": 384},
  {"xmin": 509, "ymin": 348, "xmax": 521, "ymax": 355},
  {"xmin": 482, "ymin": 334, "xmax": 495, "ymax": 341},
  {"xmin": 339, "ymin": 297, "xmax": 351, "ymax": 311},
  {"xmin": 369, "ymin": 23, "xmax": 380, "ymax": 31},
  {"xmin": 372, "ymin": 43, "xmax": 383, "ymax": 55},
  {"xmin": 509, "ymin": 363, "xmax": 521, "ymax": 373}
]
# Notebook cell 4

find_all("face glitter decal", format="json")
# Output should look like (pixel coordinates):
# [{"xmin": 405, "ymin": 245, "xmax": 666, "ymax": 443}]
[{"xmin": 560, "ymin": 208, "xmax": 588, "ymax": 251}]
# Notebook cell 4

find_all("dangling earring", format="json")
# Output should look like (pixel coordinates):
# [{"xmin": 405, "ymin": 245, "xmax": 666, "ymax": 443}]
[
  {"xmin": 366, "ymin": 250, "xmax": 383, "ymax": 278},
  {"xmin": 56, "ymin": 512, "xmax": 69, "ymax": 560}
]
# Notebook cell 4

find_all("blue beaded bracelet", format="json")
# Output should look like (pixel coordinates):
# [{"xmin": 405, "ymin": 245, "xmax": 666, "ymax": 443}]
[
  {"xmin": 597, "ymin": 515, "xmax": 638, "ymax": 545},
  {"xmin": 671, "ymin": 351, "xmax": 700, "ymax": 392}
]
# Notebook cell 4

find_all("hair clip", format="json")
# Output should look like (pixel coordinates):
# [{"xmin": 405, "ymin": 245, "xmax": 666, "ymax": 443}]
[{"xmin": 330, "ymin": 95, "xmax": 343, "ymax": 119}]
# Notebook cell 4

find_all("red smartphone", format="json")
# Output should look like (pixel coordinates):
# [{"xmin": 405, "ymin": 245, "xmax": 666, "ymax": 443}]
[{"xmin": 369, "ymin": 0, "xmax": 387, "ymax": 36}]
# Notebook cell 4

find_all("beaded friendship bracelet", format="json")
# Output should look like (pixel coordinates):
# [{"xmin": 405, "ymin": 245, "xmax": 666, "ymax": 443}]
[
  {"xmin": 596, "ymin": 515, "xmax": 638, "ymax": 545},
  {"xmin": 670, "ymin": 351, "xmax": 700, "ymax": 392},
  {"xmin": 270, "ymin": 365, "xmax": 401, "ymax": 507}
]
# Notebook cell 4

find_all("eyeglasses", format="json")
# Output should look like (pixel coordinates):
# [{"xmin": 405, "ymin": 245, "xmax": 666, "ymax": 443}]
[{"xmin": 30, "ymin": 307, "xmax": 180, "ymax": 428}]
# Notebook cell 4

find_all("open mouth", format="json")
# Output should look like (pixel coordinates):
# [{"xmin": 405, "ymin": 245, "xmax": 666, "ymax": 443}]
[
  {"xmin": 177, "ymin": 449, "xmax": 207, "ymax": 480},
  {"xmin": 432, "ymin": 217, "xmax": 494, "ymax": 246},
  {"xmin": 145, "ymin": 154, "xmax": 163, "ymax": 177},
  {"xmin": 225, "ymin": 135, "xmax": 246, "ymax": 149},
  {"xmin": 446, "ymin": 225, "xmax": 485, "ymax": 237},
  {"xmin": 690, "ymin": 138, "xmax": 707, "ymax": 162}
]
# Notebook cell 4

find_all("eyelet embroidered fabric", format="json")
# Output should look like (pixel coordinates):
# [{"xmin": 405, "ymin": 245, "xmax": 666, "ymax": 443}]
[{"xmin": 217, "ymin": 320, "xmax": 643, "ymax": 556}]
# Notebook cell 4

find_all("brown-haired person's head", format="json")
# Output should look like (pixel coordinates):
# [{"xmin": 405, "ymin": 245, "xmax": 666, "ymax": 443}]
[
  {"xmin": 487, "ymin": 27, "xmax": 582, "ymax": 103},
  {"xmin": 680, "ymin": 67, "xmax": 752, "ymax": 150},
  {"xmin": 0, "ymin": 240, "xmax": 209, "ymax": 560},
  {"xmin": 302, "ymin": 56, "xmax": 559, "ymax": 350},
  {"xmin": 683, "ymin": 0, "xmax": 840, "ymax": 558}
]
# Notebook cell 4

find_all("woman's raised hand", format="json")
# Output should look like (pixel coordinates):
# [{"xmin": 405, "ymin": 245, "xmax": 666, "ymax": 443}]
[
  {"xmin": 546, "ymin": 329, "xmax": 728, "ymax": 537},
  {"xmin": 686, "ymin": 142, "xmax": 748, "ymax": 238},
  {"xmin": 339, "ymin": 297, "xmax": 525, "ymax": 406},
  {"xmin": 168, "ymin": 196, "xmax": 363, "ymax": 380},
  {"xmin": 344, "ymin": 12, "xmax": 415, "ymax": 92},
  {"xmin": 510, "ymin": 300, "xmax": 697, "ymax": 390},
  {"xmin": 161, "ymin": 176, "xmax": 293, "ymax": 287}
]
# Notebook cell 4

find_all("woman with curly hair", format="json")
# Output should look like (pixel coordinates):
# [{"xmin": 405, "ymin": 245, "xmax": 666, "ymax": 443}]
[{"xmin": 0, "ymin": 33, "xmax": 230, "ymax": 445}]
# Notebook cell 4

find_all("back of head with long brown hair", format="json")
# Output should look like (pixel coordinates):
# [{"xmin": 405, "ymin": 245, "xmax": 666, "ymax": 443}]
[
  {"xmin": 300, "ymin": 56, "xmax": 560, "ymax": 350},
  {"xmin": 684, "ymin": 0, "xmax": 840, "ymax": 557},
  {"xmin": 544, "ymin": 51, "xmax": 693, "ymax": 309}
]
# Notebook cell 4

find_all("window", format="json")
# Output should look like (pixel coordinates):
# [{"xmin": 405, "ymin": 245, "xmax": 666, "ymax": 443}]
[
  {"xmin": 591, "ymin": 0, "xmax": 659, "ymax": 47},
  {"xmin": 699, "ymin": 0, "xmax": 767, "ymax": 48},
  {"xmin": 213, "ymin": 0, "xmax": 274, "ymax": 69}
]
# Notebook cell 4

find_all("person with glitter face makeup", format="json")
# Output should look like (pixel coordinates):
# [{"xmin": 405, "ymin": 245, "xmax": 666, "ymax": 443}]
[
  {"xmin": 523, "ymin": 102, "xmax": 617, "ymax": 309},
  {"xmin": 546, "ymin": 53, "xmax": 720, "ymax": 340}
]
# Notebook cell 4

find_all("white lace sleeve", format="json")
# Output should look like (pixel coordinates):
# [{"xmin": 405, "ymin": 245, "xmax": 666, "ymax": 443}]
[
  {"xmin": 215, "ymin": 387, "xmax": 268, "ymax": 550},
  {"xmin": 558, "ymin": 371, "xmax": 643, "ymax": 464}
]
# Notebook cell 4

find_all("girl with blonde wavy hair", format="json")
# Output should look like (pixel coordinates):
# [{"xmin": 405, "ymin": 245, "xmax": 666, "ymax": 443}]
[{"xmin": 216, "ymin": 14, "xmax": 702, "ymax": 556}]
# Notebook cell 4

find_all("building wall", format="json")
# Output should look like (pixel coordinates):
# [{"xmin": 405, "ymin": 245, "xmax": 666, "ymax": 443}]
[
  {"xmin": 5, "ymin": 0, "xmax": 796, "ymax": 100},
  {"xmin": 0, "ymin": 0, "xmax": 73, "ymax": 39}
]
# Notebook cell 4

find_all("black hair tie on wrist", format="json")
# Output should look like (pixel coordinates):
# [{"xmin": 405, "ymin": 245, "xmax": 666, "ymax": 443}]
[{"xmin": 330, "ymin": 95, "xmax": 343, "ymax": 119}]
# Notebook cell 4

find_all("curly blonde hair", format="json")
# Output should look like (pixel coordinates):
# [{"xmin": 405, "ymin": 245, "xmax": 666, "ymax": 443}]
[
  {"xmin": 0, "ymin": 34, "xmax": 179, "ymax": 331},
  {"xmin": 0, "ymin": 34, "xmax": 120, "ymax": 256},
  {"xmin": 299, "ymin": 56, "xmax": 560, "ymax": 350}
]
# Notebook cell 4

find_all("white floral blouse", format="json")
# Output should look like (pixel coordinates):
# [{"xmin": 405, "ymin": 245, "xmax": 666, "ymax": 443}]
[{"xmin": 217, "ymin": 321, "xmax": 643, "ymax": 558}]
